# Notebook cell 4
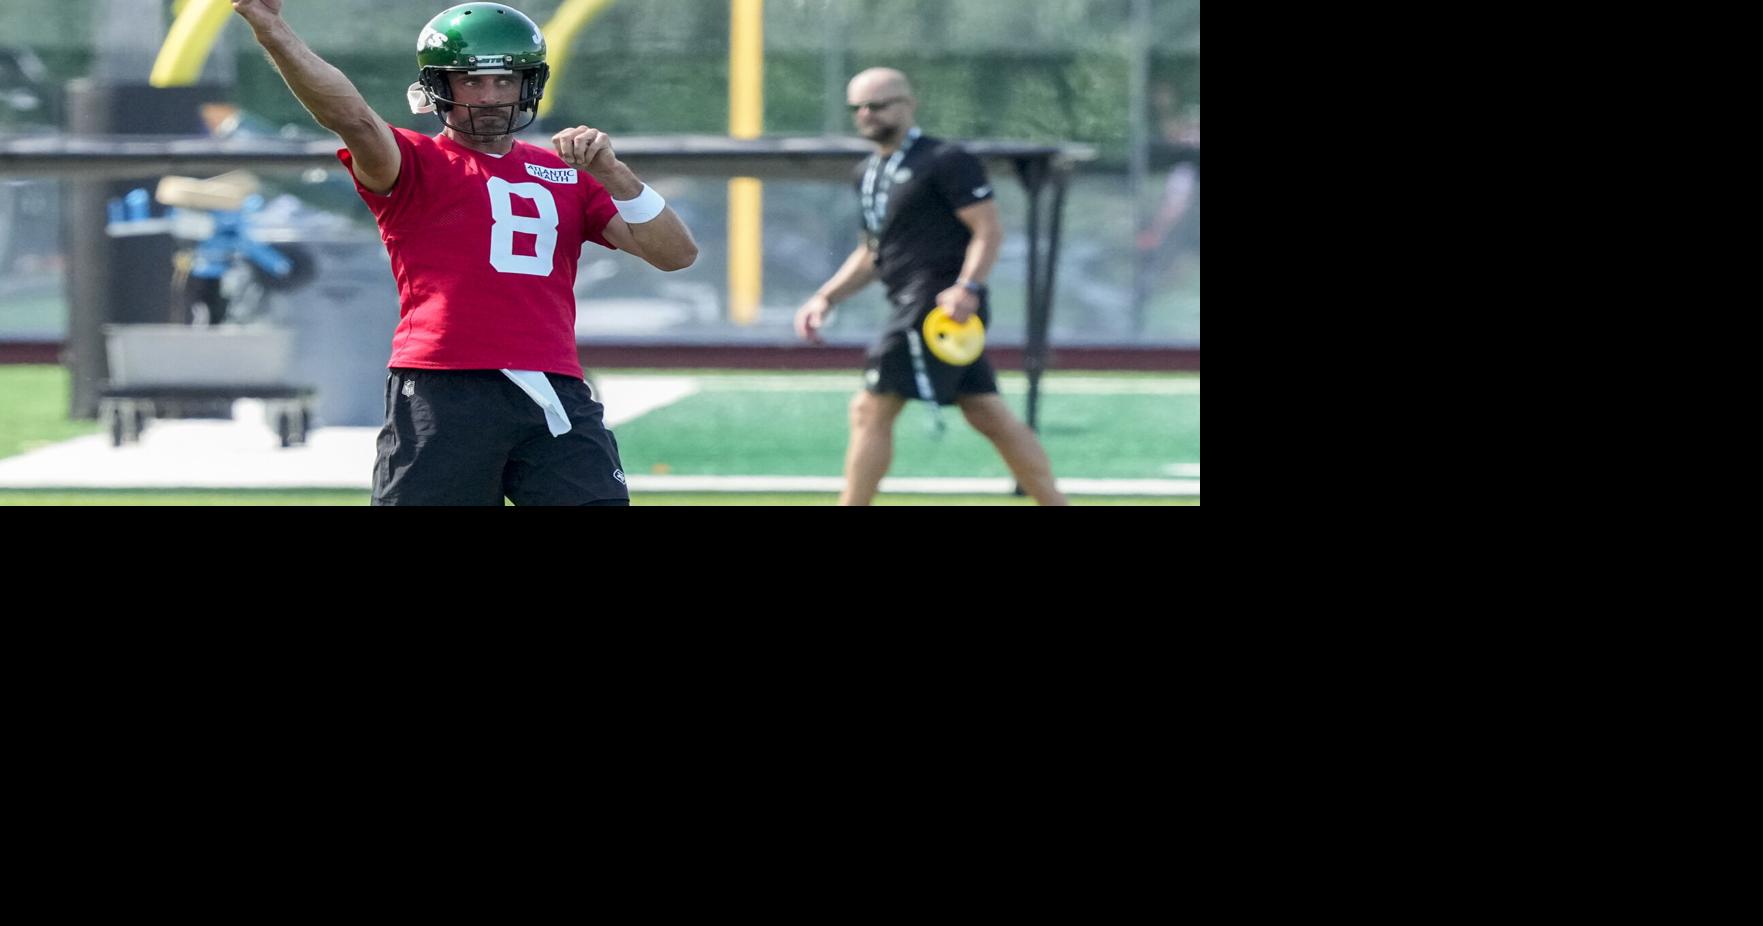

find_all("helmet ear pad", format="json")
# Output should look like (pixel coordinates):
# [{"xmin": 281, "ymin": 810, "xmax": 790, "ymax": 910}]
[
  {"xmin": 522, "ymin": 63, "xmax": 550, "ymax": 114},
  {"xmin": 419, "ymin": 69, "xmax": 455, "ymax": 114}
]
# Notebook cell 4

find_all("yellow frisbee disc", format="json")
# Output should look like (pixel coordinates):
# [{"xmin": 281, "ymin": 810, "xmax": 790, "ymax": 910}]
[{"xmin": 922, "ymin": 306, "xmax": 986, "ymax": 366}]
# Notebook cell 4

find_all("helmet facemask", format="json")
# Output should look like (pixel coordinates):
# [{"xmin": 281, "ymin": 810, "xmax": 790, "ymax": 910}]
[{"xmin": 415, "ymin": 63, "xmax": 549, "ymax": 138}]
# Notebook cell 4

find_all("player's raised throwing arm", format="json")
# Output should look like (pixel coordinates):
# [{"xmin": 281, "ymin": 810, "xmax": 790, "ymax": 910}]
[{"xmin": 233, "ymin": 0, "xmax": 400, "ymax": 194}]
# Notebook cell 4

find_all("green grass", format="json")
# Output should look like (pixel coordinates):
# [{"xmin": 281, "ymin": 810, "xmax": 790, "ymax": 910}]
[
  {"xmin": 2, "ymin": 364, "xmax": 1197, "ymax": 504},
  {"xmin": 0, "ymin": 365, "xmax": 98, "ymax": 459},
  {"xmin": 616, "ymin": 377, "xmax": 1199, "ymax": 480},
  {"xmin": 0, "ymin": 489, "xmax": 1193, "ymax": 506},
  {"xmin": 632, "ymin": 493, "xmax": 1194, "ymax": 506}
]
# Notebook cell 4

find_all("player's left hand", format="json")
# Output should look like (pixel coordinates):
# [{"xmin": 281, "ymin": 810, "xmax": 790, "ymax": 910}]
[{"xmin": 552, "ymin": 125, "xmax": 620, "ymax": 180}]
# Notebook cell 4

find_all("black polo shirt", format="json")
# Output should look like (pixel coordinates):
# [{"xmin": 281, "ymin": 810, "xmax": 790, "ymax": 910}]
[{"xmin": 852, "ymin": 130, "xmax": 995, "ymax": 305}]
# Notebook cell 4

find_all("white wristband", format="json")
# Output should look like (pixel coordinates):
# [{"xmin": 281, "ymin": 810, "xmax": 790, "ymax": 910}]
[{"xmin": 612, "ymin": 183, "xmax": 666, "ymax": 224}]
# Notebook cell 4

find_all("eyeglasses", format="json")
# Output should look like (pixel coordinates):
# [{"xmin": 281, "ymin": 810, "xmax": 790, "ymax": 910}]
[{"xmin": 848, "ymin": 97, "xmax": 907, "ymax": 114}]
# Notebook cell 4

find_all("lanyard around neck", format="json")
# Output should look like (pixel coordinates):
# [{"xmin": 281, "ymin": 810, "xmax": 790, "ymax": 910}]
[{"xmin": 861, "ymin": 127, "xmax": 922, "ymax": 235}]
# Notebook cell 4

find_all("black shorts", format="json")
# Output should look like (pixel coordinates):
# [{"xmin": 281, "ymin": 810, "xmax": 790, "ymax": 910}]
[
  {"xmin": 372, "ymin": 369, "xmax": 630, "ymax": 506},
  {"xmin": 864, "ymin": 295, "xmax": 999, "ymax": 406}
]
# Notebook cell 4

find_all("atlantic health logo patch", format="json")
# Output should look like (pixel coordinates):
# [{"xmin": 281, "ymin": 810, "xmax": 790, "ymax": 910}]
[{"xmin": 526, "ymin": 163, "xmax": 579, "ymax": 185}]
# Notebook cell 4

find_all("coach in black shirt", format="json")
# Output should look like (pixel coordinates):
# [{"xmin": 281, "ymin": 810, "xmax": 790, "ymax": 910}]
[{"xmin": 796, "ymin": 67, "xmax": 1067, "ymax": 506}]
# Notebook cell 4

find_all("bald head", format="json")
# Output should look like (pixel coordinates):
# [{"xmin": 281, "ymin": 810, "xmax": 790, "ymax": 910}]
[
  {"xmin": 847, "ymin": 68, "xmax": 917, "ymax": 147},
  {"xmin": 847, "ymin": 68, "xmax": 914, "ymax": 103}
]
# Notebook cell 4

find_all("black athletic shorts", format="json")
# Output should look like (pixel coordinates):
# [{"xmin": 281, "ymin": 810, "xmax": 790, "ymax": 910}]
[
  {"xmin": 373, "ymin": 369, "xmax": 630, "ymax": 506},
  {"xmin": 864, "ymin": 293, "xmax": 998, "ymax": 405}
]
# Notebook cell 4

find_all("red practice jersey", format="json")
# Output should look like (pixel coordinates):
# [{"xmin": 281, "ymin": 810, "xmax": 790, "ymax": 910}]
[{"xmin": 339, "ymin": 128, "xmax": 619, "ymax": 377}]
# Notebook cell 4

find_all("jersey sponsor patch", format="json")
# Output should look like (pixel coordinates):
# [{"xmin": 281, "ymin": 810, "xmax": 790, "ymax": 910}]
[{"xmin": 526, "ymin": 163, "xmax": 579, "ymax": 184}]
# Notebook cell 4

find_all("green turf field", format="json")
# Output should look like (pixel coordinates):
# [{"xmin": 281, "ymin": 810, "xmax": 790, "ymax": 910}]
[
  {"xmin": 612, "ymin": 373, "xmax": 1199, "ymax": 480},
  {"xmin": 0, "ymin": 365, "xmax": 1198, "ymax": 505},
  {"xmin": 0, "ymin": 365, "xmax": 98, "ymax": 459},
  {"xmin": 0, "ymin": 489, "xmax": 1195, "ymax": 506}
]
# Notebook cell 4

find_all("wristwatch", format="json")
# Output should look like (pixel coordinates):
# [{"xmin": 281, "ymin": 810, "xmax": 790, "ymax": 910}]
[{"xmin": 959, "ymin": 279, "xmax": 987, "ymax": 295}]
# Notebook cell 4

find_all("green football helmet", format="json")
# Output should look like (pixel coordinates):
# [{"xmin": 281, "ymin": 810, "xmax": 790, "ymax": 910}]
[{"xmin": 414, "ymin": 3, "xmax": 549, "ymax": 138}]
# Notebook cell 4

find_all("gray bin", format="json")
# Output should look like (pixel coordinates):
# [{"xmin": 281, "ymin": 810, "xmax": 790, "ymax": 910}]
[{"xmin": 104, "ymin": 324, "xmax": 297, "ymax": 388}]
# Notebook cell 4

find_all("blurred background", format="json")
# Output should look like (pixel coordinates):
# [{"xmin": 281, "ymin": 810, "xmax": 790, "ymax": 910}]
[{"xmin": 0, "ymin": 0, "xmax": 1198, "ymax": 356}]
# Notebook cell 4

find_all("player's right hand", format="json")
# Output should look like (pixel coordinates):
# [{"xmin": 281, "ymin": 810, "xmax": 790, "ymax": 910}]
[
  {"xmin": 232, "ymin": 0, "xmax": 284, "ymax": 26},
  {"xmin": 795, "ymin": 295, "xmax": 833, "ymax": 343}
]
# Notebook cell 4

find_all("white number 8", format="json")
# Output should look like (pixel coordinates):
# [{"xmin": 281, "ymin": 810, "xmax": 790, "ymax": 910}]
[{"xmin": 487, "ymin": 177, "xmax": 559, "ymax": 276}]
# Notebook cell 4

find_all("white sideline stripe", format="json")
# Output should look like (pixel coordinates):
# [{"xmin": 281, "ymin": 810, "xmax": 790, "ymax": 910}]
[
  {"xmin": 626, "ymin": 475, "xmax": 1200, "ymax": 496},
  {"xmin": 685, "ymin": 375, "xmax": 1199, "ymax": 395},
  {"xmin": 0, "ymin": 376, "xmax": 701, "ymax": 490},
  {"xmin": 0, "ymin": 426, "xmax": 378, "ymax": 488},
  {"xmin": 597, "ymin": 376, "xmax": 701, "ymax": 426}
]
